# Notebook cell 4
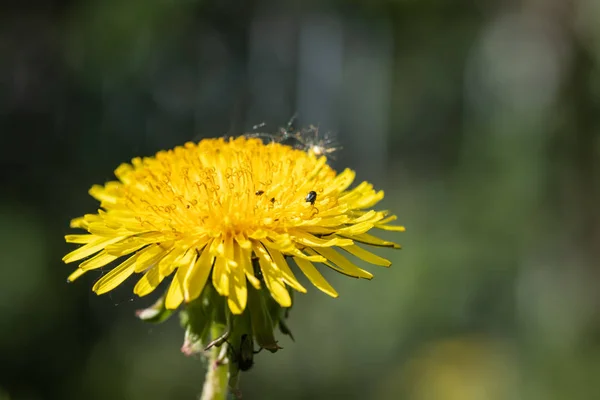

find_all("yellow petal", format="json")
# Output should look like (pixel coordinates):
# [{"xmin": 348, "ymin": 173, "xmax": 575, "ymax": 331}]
[
  {"xmin": 293, "ymin": 230, "xmax": 353, "ymax": 247},
  {"xmin": 215, "ymin": 237, "xmax": 226, "ymax": 257},
  {"xmin": 237, "ymin": 244, "xmax": 260, "ymax": 289},
  {"xmin": 135, "ymin": 245, "xmax": 195, "ymax": 297},
  {"xmin": 305, "ymin": 248, "xmax": 351, "ymax": 277},
  {"xmin": 224, "ymin": 235, "xmax": 237, "ymax": 265},
  {"xmin": 376, "ymin": 214, "xmax": 397, "ymax": 225},
  {"xmin": 211, "ymin": 256, "xmax": 229, "ymax": 296},
  {"xmin": 92, "ymin": 253, "xmax": 139, "ymax": 294},
  {"xmin": 79, "ymin": 251, "xmax": 118, "ymax": 271},
  {"xmin": 293, "ymin": 257, "xmax": 338, "ymax": 298},
  {"xmin": 253, "ymin": 242, "xmax": 291, "ymax": 307},
  {"xmin": 338, "ymin": 181, "xmax": 370, "ymax": 201},
  {"xmin": 65, "ymin": 234, "xmax": 97, "ymax": 244},
  {"xmin": 355, "ymin": 190, "xmax": 385, "ymax": 209},
  {"xmin": 350, "ymin": 210, "xmax": 379, "ymax": 224},
  {"xmin": 227, "ymin": 247, "xmax": 247, "ymax": 314},
  {"xmin": 207, "ymin": 236, "xmax": 222, "ymax": 256},
  {"xmin": 301, "ymin": 215, "xmax": 349, "ymax": 227},
  {"xmin": 63, "ymin": 236, "xmax": 127, "ymax": 264},
  {"xmin": 341, "ymin": 232, "xmax": 401, "ymax": 248},
  {"xmin": 134, "ymin": 267, "xmax": 161, "ymax": 297},
  {"xmin": 312, "ymin": 247, "xmax": 373, "ymax": 279},
  {"xmin": 376, "ymin": 224, "xmax": 406, "ymax": 232},
  {"xmin": 105, "ymin": 235, "xmax": 159, "ymax": 256},
  {"xmin": 184, "ymin": 242, "xmax": 215, "ymax": 301},
  {"xmin": 156, "ymin": 246, "xmax": 187, "ymax": 275},
  {"xmin": 135, "ymin": 244, "xmax": 170, "ymax": 272},
  {"xmin": 67, "ymin": 268, "xmax": 86, "ymax": 282},
  {"xmin": 299, "ymin": 226, "xmax": 335, "ymax": 235},
  {"xmin": 89, "ymin": 184, "xmax": 119, "ymax": 204},
  {"xmin": 176, "ymin": 247, "xmax": 198, "ymax": 268},
  {"xmin": 104, "ymin": 241, "xmax": 147, "ymax": 257},
  {"xmin": 263, "ymin": 238, "xmax": 327, "ymax": 262},
  {"xmin": 69, "ymin": 213, "xmax": 102, "ymax": 229},
  {"xmin": 165, "ymin": 251, "xmax": 197, "ymax": 309},
  {"xmin": 335, "ymin": 221, "xmax": 374, "ymax": 236},
  {"xmin": 87, "ymin": 223, "xmax": 125, "ymax": 237},
  {"xmin": 341, "ymin": 244, "xmax": 391, "ymax": 267},
  {"xmin": 266, "ymin": 247, "xmax": 306, "ymax": 293},
  {"xmin": 261, "ymin": 263, "xmax": 291, "ymax": 307},
  {"xmin": 69, "ymin": 217, "xmax": 87, "ymax": 229},
  {"xmin": 248, "ymin": 229, "xmax": 268, "ymax": 240},
  {"xmin": 322, "ymin": 168, "xmax": 355, "ymax": 195},
  {"xmin": 234, "ymin": 232, "xmax": 252, "ymax": 249}
]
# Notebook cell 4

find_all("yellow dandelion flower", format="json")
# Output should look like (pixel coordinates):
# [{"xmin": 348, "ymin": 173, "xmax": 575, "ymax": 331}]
[{"xmin": 63, "ymin": 136, "xmax": 404, "ymax": 315}]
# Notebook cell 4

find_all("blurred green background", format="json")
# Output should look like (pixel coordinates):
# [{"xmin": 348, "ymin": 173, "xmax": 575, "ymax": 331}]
[{"xmin": 2, "ymin": 0, "xmax": 600, "ymax": 399}]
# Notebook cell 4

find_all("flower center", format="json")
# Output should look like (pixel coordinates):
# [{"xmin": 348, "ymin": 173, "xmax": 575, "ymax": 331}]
[{"xmin": 111, "ymin": 138, "xmax": 334, "ymax": 238}]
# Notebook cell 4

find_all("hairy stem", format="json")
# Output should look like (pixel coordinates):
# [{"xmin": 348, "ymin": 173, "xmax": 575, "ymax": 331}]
[{"xmin": 200, "ymin": 324, "xmax": 229, "ymax": 400}]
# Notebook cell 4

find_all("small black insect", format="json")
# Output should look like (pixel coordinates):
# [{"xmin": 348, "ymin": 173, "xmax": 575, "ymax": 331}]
[
  {"xmin": 270, "ymin": 197, "xmax": 275, "ymax": 203},
  {"xmin": 234, "ymin": 334, "xmax": 263, "ymax": 371},
  {"xmin": 305, "ymin": 191, "xmax": 317, "ymax": 206},
  {"xmin": 255, "ymin": 190, "xmax": 264, "ymax": 196}
]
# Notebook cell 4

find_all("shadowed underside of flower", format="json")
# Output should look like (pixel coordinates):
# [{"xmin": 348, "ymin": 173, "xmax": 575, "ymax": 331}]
[{"xmin": 63, "ymin": 137, "xmax": 404, "ymax": 314}]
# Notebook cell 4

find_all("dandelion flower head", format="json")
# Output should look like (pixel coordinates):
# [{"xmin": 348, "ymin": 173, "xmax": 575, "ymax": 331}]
[{"xmin": 63, "ymin": 136, "xmax": 404, "ymax": 314}]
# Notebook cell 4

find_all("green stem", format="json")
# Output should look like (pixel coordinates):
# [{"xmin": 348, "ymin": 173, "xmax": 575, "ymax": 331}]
[{"xmin": 200, "ymin": 324, "xmax": 229, "ymax": 400}]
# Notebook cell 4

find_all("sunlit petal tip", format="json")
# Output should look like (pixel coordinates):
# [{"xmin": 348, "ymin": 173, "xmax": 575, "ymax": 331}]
[
  {"xmin": 312, "ymin": 247, "xmax": 374, "ymax": 280},
  {"xmin": 227, "ymin": 299, "xmax": 245, "ymax": 315},
  {"xmin": 212, "ymin": 257, "xmax": 229, "ymax": 296},
  {"xmin": 245, "ymin": 275, "xmax": 261, "ymax": 289},
  {"xmin": 88, "ymin": 185, "xmax": 117, "ymax": 204},
  {"xmin": 164, "ymin": 296, "xmax": 183, "ymax": 310},
  {"xmin": 69, "ymin": 217, "xmax": 86, "ymax": 229},
  {"xmin": 379, "ymin": 259, "xmax": 393, "ymax": 267},
  {"xmin": 276, "ymin": 294, "xmax": 292, "ymax": 308},
  {"xmin": 342, "ymin": 244, "xmax": 392, "ymax": 267},
  {"xmin": 67, "ymin": 268, "xmax": 85, "ymax": 282},
  {"xmin": 92, "ymin": 254, "xmax": 138, "ymax": 294},
  {"xmin": 376, "ymin": 213, "xmax": 396, "ymax": 223},
  {"xmin": 305, "ymin": 254, "xmax": 327, "ymax": 263},
  {"xmin": 234, "ymin": 233, "xmax": 253, "ymax": 249},
  {"xmin": 65, "ymin": 234, "xmax": 95, "ymax": 244},
  {"xmin": 377, "ymin": 224, "xmax": 406, "ymax": 232},
  {"xmin": 133, "ymin": 269, "xmax": 160, "ymax": 297},
  {"xmin": 227, "ymin": 260, "xmax": 239, "ymax": 267}
]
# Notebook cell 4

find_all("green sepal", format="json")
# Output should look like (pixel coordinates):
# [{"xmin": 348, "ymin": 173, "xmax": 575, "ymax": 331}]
[
  {"xmin": 226, "ymin": 307, "xmax": 256, "ymax": 396},
  {"xmin": 136, "ymin": 293, "xmax": 174, "ymax": 323},
  {"xmin": 247, "ymin": 285, "xmax": 280, "ymax": 352},
  {"xmin": 278, "ymin": 318, "xmax": 295, "ymax": 342},
  {"xmin": 266, "ymin": 287, "xmax": 295, "ymax": 341},
  {"xmin": 188, "ymin": 286, "xmax": 216, "ymax": 336},
  {"xmin": 179, "ymin": 310, "xmax": 190, "ymax": 328},
  {"xmin": 211, "ymin": 285, "xmax": 228, "ymax": 326},
  {"xmin": 227, "ymin": 309, "xmax": 252, "ymax": 352},
  {"xmin": 180, "ymin": 284, "xmax": 218, "ymax": 355},
  {"xmin": 181, "ymin": 323, "xmax": 207, "ymax": 356},
  {"xmin": 203, "ymin": 305, "xmax": 232, "ymax": 351}
]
